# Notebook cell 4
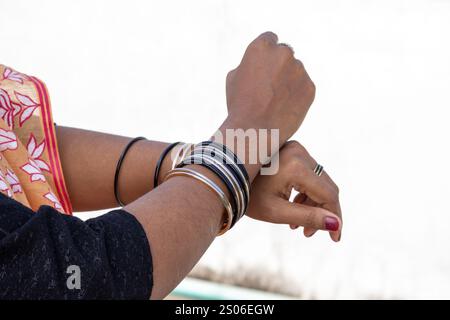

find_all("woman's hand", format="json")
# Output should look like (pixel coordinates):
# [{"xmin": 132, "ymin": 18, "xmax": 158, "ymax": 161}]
[
  {"xmin": 247, "ymin": 141, "xmax": 342, "ymax": 242},
  {"xmin": 225, "ymin": 32, "xmax": 316, "ymax": 145}
]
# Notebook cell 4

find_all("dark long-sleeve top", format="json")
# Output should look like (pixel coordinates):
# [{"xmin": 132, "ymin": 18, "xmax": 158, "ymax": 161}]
[{"xmin": 0, "ymin": 193, "xmax": 153, "ymax": 299}]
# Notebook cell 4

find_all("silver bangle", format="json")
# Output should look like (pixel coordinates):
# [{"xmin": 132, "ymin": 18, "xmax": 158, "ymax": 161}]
[
  {"xmin": 184, "ymin": 153, "xmax": 245, "ymax": 219},
  {"xmin": 194, "ymin": 144, "xmax": 250, "ymax": 219},
  {"xmin": 164, "ymin": 167, "xmax": 233, "ymax": 235}
]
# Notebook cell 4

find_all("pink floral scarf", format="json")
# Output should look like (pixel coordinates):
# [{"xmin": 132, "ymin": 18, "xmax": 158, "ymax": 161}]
[{"xmin": 0, "ymin": 65, "xmax": 72, "ymax": 214}]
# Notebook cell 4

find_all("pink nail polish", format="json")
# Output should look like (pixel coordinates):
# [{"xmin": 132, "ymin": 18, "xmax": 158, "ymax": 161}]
[{"xmin": 324, "ymin": 217, "xmax": 339, "ymax": 231}]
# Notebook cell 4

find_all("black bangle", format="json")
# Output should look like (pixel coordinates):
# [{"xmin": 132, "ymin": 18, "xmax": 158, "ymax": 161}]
[
  {"xmin": 153, "ymin": 142, "xmax": 181, "ymax": 188},
  {"xmin": 114, "ymin": 137, "xmax": 146, "ymax": 206},
  {"xmin": 199, "ymin": 141, "xmax": 250, "ymax": 220},
  {"xmin": 201, "ymin": 141, "xmax": 249, "ymax": 182}
]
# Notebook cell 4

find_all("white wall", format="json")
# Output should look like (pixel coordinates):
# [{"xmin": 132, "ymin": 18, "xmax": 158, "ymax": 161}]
[{"xmin": 1, "ymin": 0, "xmax": 450, "ymax": 299}]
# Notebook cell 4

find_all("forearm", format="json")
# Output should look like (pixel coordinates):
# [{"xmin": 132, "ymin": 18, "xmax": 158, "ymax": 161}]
[
  {"xmin": 56, "ymin": 126, "xmax": 173, "ymax": 211},
  {"xmin": 56, "ymin": 122, "xmax": 268, "ymax": 212},
  {"xmin": 124, "ymin": 117, "xmax": 262, "ymax": 299},
  {"xmin": 124, "ymin": 172, "xmax": 224, "ymax": 299}
]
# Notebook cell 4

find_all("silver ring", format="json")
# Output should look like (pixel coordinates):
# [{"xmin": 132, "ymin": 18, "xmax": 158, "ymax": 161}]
[{"xmin": 314, "ymin": 164, "xmax": 324, "ymax": 177}]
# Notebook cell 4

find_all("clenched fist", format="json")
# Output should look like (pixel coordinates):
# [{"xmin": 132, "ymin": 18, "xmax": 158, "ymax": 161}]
[{"xmin": 225, "ymin": 32, "xmax": 316, "ymax": 144}]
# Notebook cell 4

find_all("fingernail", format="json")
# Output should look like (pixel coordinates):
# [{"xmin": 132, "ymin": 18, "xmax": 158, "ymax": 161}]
[
  {"xmin": 305, "ymin": 231, "xmax": 316, "ymax": 238},
  {"xmin": 324, "ymin": 217, "xmax": 339, "ymax": 231}
]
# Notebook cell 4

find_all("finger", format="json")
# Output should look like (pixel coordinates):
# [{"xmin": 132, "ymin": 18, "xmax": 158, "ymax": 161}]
[
  {"xmin": 255, "ymin": 31, "xmax": 278, "ymax": 46},
  {"xmin": 280, "ymin": 141, "xmax": 343, "ymax": 240},
  {"xmin": 278, "ymin": 42, "xmax": 295, "ymax": 55},
  {"xmin": 276, "ymin": 199, "xmax": 342, "ymax": 237},
  {"xmin": 315, "ymin": 170, "xmax": 342, "ymax": 241},
  {"xmin": 304, "ymin": 227, "xmax": 317, "ymax": 238},
  {"xmin": 291, "ymin": 168, "xmax": 340, "ymax": 225},
  {"xmin": 321, "ymin": 170, "xmax": 339, "ymax": 193},
  {"xmin": 295, "ymin": 176, "xmax": 341, "ymax": 242},
  {"xmin": 226, "ymin": 68, "xmax": 237, "ymax": 83},
  {"xmin": 295, "ymin": 58, "xmax": 304, "ymax": 69},
  {"xmin": 289, "ymin": 192, "xmax": 308, "ymax": 230},
  {"xmin": 299, "ymin": 197, "xmax": 319, "ymax": 237},
  {"xmin": 297, "ymin": 150, "xmax": 341, "ymax": 221},
  {"xmin": 294, "ymin": 192, "xmax": 307, "ymax": 203},
  {"xmin": 286, "ymin": 150, "xmax": 342, "ymax": 241},
  {"xmin": 290, "ymin": 194, "xmax": 319, "ymax": 237},
  {"xmin": 277, "ymin": 44, "xmax": 295, "ymax": 62}
]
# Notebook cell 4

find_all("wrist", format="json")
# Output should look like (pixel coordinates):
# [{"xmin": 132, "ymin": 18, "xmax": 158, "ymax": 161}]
[
  {"xmin": 212, "ymin": 117, "xmax": 279, "ymax": 182},
  {"xmin": 184, "ymin": 164, "xmax": 229, "ymax": 232}
]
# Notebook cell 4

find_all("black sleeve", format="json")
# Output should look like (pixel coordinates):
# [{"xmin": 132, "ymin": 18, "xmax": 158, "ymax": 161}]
[{"xmin": 0, "ymin": 193, "xmax": 153, "ymax": 300}]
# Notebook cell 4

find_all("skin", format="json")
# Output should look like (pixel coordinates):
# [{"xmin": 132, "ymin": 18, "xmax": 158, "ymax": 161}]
[
  {"xmin": 248, "ymin": 141, "xmax": 342, "ymax": 242},
  {"xmin": 56, "ymin": 32, "xmax": 342, "ymax": 299},
  {"xmin": 55, "ymin": 126, "xmax": 174, "ymax": 210}
]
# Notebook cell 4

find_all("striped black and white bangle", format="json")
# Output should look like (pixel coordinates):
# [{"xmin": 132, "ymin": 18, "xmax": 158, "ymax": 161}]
[
  {"xmin": 194, "ymin": 142, "xmax": 250, "ymax": 222},
  {"xmin": 182, "ymin": 153, "xmax": 244, "ymax": 227},
  {"xmin": 173, "ymin": 140, "xmax": 250, "ymax": 232},
  {"xmin": 199, "ymin": 141, "xmax": 249, "ymax": 181}
]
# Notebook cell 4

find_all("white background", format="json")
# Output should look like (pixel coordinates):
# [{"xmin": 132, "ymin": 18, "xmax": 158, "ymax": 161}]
[{"xmin": 1, "ymin": 0, "xmax": 450, "ymax": 299}]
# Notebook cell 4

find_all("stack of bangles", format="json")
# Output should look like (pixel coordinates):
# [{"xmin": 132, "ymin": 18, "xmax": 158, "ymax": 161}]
[{"xmin": 114, "ymin": 139, "xmax": 250, "ymax": 236}]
